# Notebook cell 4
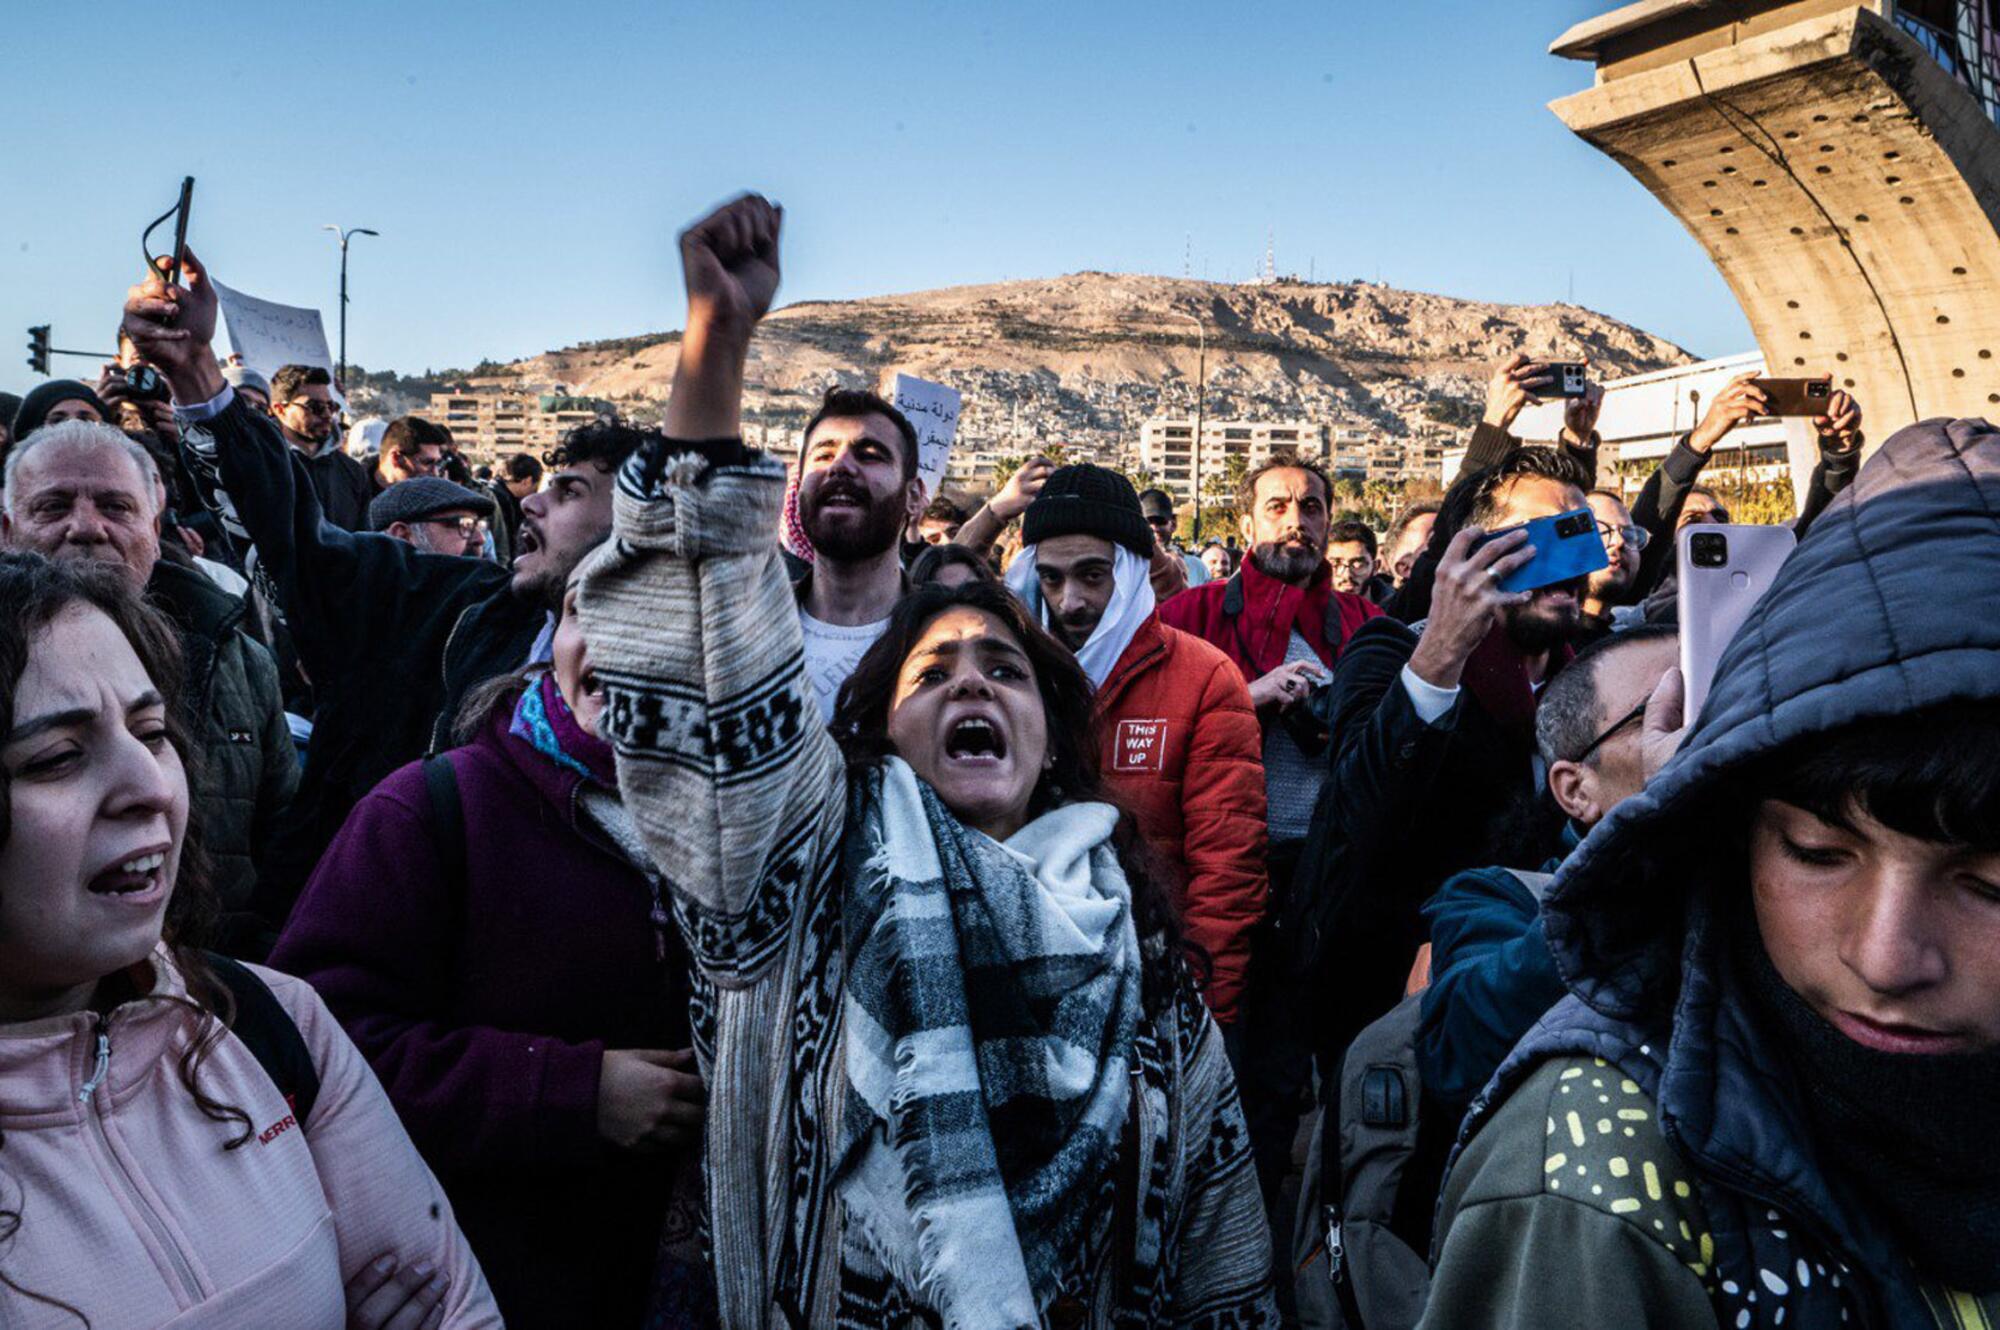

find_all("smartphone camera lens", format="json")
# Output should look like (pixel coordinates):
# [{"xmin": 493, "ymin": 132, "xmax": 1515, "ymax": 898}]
[{"xmin": 1690, "ymin": 531, "xmax": 1729, "ymax": 568}]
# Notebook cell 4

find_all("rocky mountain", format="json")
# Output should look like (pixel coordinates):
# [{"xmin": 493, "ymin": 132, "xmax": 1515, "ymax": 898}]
[{"xmin": 449, "ymin": 272, "xmax": 1694, "ymax": 457}]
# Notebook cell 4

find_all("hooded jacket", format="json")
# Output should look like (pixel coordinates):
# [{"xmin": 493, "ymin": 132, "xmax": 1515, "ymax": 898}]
[
  {"xmin": 270, "ymin": 697, "xmax": 695, "ymax": 1330},
  {"xmin": 0, "ymin": 947, "xmax": 498, "ymax": 1327},
  {"xmin": 1422, "ymin": 419, "xmax": 2000, "ymax": 1329},
  {"xmin": 145, "ymin": 557, "xmax": 298, "ymax": 956},
  {"xmin": 1094, "ymin": 614, "xmax": 1268, "ymax": 1024}
]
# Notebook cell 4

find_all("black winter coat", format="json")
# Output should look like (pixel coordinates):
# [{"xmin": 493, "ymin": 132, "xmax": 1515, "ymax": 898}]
[
  {"xmin": 146, "ymin": 556, "xmax": 298, "ymax": 956},
  {"xmin": 194, "ymin": 396, "xmax": 544, "ymax": 910},
  {"xmin": 1292, "ymin": 617, "xmax": 1565, "ymax": 1057}
]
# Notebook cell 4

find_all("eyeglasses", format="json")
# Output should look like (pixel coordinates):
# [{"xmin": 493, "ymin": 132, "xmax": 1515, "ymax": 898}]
[
  {"xmin": 1572, "ymin": 698, "xmax": 1648, "ymax": 764},
  {"xmin": 284, "ymin": 399, "xmax": 339, "ymax": 418},
  {"xmin": 425, "ymin": 516, "xmax": 489, "ymax": 540},
  {"xmin": 1597, "ymin": 521, "xmax": 1650, "ymax": 552},
  {"xmin": 1331, "ymin": 556, "xmax": 1375, "ymax": 572}
]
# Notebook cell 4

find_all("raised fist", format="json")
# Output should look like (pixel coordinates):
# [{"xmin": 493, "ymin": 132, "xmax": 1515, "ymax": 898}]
[{"xmin": 679, "ymin": 193, "xmax": 782, "ymax": 335}]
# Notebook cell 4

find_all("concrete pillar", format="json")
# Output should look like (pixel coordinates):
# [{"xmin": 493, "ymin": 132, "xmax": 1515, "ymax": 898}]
[{"xmin": 1551, "ymin": 7, "xmax": 2000, "ymax": 438}]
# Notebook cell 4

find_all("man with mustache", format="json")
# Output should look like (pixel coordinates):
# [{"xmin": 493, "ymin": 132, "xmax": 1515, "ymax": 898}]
[
  {"xmin": 1157, "ymin": 457, "xmax": 1383, "ymax": 1224},
  {"xmin": 1009, "ymin": 465, "xmax": 1267, "ymax": 1028},
  {"xmin": 791, "ymin": 387, "xmax": 928, "ymax": 722},
  {"xmin": 120, "ymin": 249, "xmax": 645, "ymax": 906}
]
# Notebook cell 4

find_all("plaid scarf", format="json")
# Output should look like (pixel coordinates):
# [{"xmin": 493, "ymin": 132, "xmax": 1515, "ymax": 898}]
[{"xmin": 837, "ymin": 757, "xmax": 1141, "ymax": 1328}]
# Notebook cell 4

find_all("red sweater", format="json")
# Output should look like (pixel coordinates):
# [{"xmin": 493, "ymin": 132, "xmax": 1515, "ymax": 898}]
[
  {"xmin": 1156, "ymin": 557, "xmax": 1381, "ymax": 683},
  {"xmin": 1097, "ymin": 616, "xmax": 1268, "ymax": 1023}
]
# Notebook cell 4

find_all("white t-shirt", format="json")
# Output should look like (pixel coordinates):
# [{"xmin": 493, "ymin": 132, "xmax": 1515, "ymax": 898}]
[{"xmin": 800, "ymin": 610, "xmax": 889, "ymax": 724}]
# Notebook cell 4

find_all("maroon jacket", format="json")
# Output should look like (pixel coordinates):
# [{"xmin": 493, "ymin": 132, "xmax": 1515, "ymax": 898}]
[
  {"xmin": 1157, "ymin": 556, "xmax": 1382, "ymax": 682},
  {"xmin": 271, "ymin": 705, "xmax": 694, "ymax": 1330}
]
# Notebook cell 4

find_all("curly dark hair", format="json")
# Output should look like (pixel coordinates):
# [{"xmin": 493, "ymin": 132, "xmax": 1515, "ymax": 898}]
[
  {"xmin": 0, "ymin": 553, "xmax": 249, "ymax": 1326},
  {"xmin": 829, "ymin": 580, "xmax": 1201, "ymax": 1012},
  {"xmin": 544, "ymin": 418, "xmax": 654, "ymax": 474}
]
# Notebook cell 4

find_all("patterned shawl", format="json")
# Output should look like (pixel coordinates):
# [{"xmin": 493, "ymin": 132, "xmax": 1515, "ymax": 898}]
[
  {"xmin": 836, "ymin": 757, "xmax": 1142, "ymax": 1328},
  {"xmin": 510, "ymin": 671, "xmax": 618, "ymax": 787}
]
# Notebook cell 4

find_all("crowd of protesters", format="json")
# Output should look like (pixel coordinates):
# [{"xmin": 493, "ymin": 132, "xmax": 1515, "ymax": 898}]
[{"xmin": 0, "ymin": 187, "xmax": 1992, "ymax": 1330}]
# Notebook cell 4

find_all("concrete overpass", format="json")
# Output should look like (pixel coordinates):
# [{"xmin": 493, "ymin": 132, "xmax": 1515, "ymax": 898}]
[{"xmin": 1550, "ymin": 0, "xmax": 2000, "ymax": 436}]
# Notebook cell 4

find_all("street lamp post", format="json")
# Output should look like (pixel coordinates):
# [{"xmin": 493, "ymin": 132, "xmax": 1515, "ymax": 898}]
[
  {"xmin": 1174, "ymin": 310, "xmax": 1209, "ymax": 538},
  {"xmin": 322, "ymin": 224, "xmax": 379, "ymax": 387}
]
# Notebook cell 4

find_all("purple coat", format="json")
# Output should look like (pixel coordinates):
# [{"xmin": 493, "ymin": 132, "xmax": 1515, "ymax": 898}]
[{"xmin": 271, "ymin": 703, "xmax": 693, "ymax": 1329}]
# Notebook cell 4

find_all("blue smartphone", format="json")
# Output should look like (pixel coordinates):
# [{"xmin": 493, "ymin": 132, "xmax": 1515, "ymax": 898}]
[{"xmin": 1476, "ymin": 507, "xmax": 1609, "ymax": 593}]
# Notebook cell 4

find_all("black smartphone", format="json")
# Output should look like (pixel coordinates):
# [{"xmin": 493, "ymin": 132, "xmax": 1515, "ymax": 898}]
[
  {"xmin": 165, "ymin": 177, "xmax": 194, "ymax": 287},
  {"xmin": 1747, "ymin": 377, "xmax": 1833, "ymax": 417},
  {"xmin": 1543, "ymin": 362, "xmax": 1589, "ymax": 398}
]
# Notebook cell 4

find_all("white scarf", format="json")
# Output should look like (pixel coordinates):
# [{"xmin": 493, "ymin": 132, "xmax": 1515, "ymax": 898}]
[{"xmin": 1005, "ymin": 542, "xmax": 1156, "ymax": 689}]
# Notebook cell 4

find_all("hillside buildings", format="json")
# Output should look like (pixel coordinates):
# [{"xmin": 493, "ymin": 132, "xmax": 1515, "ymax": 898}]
[{"xmin": 427, "ymin": 390, "xmax": 607, "ymax": 465}]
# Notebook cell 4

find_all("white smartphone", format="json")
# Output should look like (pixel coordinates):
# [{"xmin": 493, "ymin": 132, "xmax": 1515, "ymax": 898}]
[{"xmin": 1677, "ymin": 523, "xmax": 1797, "ymax": 723}]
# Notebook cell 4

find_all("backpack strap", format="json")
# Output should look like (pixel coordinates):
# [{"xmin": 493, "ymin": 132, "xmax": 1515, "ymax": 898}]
[
  {"xmin": 1502, "ymin": 868, "xmax": 1557, "ymax": 903},
  {"xmin": 423, "ymin": 753, "xmax": 467, "ymax": 889},
  {"xmin": 205, "ymin": 952, "xmax": 320, "ymax": 1128}
]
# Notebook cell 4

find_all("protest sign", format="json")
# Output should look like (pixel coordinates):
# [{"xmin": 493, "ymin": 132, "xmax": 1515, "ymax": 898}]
[
  {"xmin": 213, "ymin": 280, "xmax": 337, "ymax": 386},
  {"xmin": 889, "ymin": 373, "xmax": 961, "ymax": 500}
]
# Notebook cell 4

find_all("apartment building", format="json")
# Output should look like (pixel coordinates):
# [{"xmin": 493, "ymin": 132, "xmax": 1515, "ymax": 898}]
[
  {"xmin": 428, "ymin": 390, "xmax": 607, "ymax": 465},
  {"xmin": 1136, "ymin": 417, "xmax": 1329, "ymax": 503}
]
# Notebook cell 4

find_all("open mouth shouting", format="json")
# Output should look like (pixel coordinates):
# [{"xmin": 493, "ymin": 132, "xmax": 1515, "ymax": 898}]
[
  {"xmin": 944, "ymin": 713, "xmax": 1009, "ymax": 767},
  {"xmin": 87, "ymin": 843, "xmax": 172, "ymax": 906}
]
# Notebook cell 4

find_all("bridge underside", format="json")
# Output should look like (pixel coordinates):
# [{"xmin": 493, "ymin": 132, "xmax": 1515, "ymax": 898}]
[{"xmin": 1553, "ymin": 7, "xmax": 2000, "ymax": 433}]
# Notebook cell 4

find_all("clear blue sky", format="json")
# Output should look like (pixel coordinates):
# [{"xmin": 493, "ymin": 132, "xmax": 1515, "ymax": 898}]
[{"xmin": 2, "ymin": 0, "xmax": 1755, "ymax": 399}]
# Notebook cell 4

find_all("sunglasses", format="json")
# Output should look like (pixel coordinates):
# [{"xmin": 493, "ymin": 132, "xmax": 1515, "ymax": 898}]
[{"xmin": 284, "ymin": 399, "xmax": 339, "ymax": 418}]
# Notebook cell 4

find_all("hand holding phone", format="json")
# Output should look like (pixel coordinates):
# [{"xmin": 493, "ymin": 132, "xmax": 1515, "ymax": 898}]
[
  {"xmin": 1471, "ymin": 507, "xmax": 1608, "ymax": 593},
  {"xmin": 1747, "ymin": 377, "xmax": 1832, "ymax": 417},
  {"xmin": 1688, "ymin": 372, "xmax": 1769, "ymax": 455},
  {"xmin": 1677, "ymin": 524, "xmax": 1797, "ymax": 722}
]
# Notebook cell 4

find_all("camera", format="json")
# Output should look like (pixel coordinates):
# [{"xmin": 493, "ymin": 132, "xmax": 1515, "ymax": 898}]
[
  {"xmin": 1546, "ymin": 362, "xmax": 1589, "ymax": 398},
  {"xmin": 1689, "ymin": 530, "xmax": 1729, "ymax": 569},
  {"xmin": 125, "ymin": 364, "xmax": 170, "ymax": 403},
  {"xmin": 1552, "ymin": 511, "xmax": 1593, "ymax": 539}
]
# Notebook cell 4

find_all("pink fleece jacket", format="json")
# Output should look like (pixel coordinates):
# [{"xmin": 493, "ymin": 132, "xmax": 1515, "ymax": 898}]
[{"xmin": 0, "ymin": 946, "xmax": 500, "ymax": 1328}]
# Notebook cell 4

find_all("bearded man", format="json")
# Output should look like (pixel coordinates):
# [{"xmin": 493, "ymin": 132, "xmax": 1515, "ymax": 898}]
[{"xmin": 790, "ymin": 388, "xmax": 927, "ymax": 722}]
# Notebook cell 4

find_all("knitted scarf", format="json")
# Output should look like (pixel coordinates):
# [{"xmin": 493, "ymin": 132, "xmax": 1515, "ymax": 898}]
[
  {"xmin": 781, "ymin": 466, "xmax": 816, "ymax": 563},
  {"xmin": 509, "ymin": 672, "xmax": 617, "ymax": 787},
  {"xmin": 837, "ymin": 757, "xmax": 1141, "ymax": 1328}
]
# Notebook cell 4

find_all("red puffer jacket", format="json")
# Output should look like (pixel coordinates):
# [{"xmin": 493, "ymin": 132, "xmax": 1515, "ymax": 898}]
[
  {"xmin": 1096, "ymin": 615, "xmax": 1268, "ymax": 1023},
  {"xmin": 1157, "ymin": 557, "xmax": 1380, "ymax": 681}
]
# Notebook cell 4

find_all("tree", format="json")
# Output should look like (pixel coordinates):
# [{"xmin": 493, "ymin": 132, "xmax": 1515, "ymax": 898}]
[{"xmin": 1424, "ymin": 396, "xmax": 1478, "ymax": 428}]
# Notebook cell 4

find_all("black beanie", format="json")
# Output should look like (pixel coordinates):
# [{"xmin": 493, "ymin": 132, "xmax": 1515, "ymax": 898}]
[
  {"xmin": 12, "ymin": 380, "xmax": 109, "ymax": 442},
  {"xmin": 1021, "ymin": 464, "xmax": 1155, "ymax": 559}
]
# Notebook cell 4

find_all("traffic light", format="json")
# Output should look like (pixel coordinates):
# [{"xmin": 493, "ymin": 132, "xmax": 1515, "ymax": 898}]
[{"xmin": 26, "ymin": 325, "xmax": 49, "ymax": 376}]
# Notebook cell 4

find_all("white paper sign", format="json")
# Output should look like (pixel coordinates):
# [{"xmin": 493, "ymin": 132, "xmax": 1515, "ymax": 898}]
[
  {"xmin": 214, "ymin": 280, "xmax": 337, "ymax": 386},
  {"xmin": 890, "ymin": 373, "xmax": 961, "ymax": 500}
]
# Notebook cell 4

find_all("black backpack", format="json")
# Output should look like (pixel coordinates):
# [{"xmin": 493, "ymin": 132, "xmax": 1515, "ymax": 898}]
[
  {"xmin": 1290, "ymin": 869, "xmax": 1553, "ymax": 1329},
  {"xmin": 206, "ymin": 952, "xmax": 320, "ymax": 1127}
]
